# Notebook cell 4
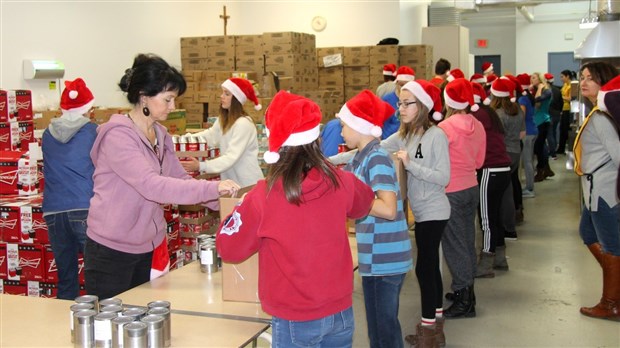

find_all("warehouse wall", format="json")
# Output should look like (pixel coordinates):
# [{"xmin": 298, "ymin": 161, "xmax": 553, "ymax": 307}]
[{"xmin": 0, "ymin": 1, "xmax": 595, "ymax": 110}]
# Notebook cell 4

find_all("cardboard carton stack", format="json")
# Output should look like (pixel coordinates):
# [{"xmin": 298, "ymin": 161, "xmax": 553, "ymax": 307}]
[{"xmin": 399, "ymin": 45, "xmax": 434, "ymax": 84}]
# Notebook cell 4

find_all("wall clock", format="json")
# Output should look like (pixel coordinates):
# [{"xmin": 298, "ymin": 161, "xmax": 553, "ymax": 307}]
[{"xmin": 311, "ymin": 16, "xmax": 327, "ymax": 32}]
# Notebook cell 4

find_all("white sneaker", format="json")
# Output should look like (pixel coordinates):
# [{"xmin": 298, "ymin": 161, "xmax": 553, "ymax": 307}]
[{"xmin": 522, "ymin": 190, "xmax": 535, "ymax": 198}]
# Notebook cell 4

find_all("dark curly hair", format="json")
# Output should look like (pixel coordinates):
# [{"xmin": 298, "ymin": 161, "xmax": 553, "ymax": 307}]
[{"xmin": 118, "ymin": 53, "xmax": 186, "ymax": 104}]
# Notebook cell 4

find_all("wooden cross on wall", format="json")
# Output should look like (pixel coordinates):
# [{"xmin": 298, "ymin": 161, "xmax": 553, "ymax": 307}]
[{"xmin": 220, "ymin": 6, "xmax": 230, "ymax": 36}]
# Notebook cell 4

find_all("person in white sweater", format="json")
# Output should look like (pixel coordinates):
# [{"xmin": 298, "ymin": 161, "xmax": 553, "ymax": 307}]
[{"xmin": 181, "ymin": 78, "xmax": 264, "ymax": 187}]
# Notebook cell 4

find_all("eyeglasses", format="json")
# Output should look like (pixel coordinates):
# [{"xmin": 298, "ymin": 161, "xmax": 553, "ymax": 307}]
[{"xmin": 397, "ymin": 101, "xmax": 417, "ymax": 109}]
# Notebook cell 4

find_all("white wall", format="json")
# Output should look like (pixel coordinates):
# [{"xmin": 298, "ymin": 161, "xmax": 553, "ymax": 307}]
[
  {"xmin": 515, "ymin": 2, "xmax": 593, "ymax": 74},
  {"xmin": 0, "ymin": 0, "xmax": 595, "ymax": 109},
  {"xmin": 1, "ymin": 1, "xmax": 403, "ymax": 109}
]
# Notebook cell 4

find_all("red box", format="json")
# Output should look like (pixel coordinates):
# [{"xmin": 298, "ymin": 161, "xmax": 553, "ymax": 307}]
[
  {"xmin": 0, "ymin": 151, "xmax": 27, "ymax": 195},
  {"xmin": 167, "ymin": 218, "xmax": 181, "ymax": 252},
  {"xmin": 0, "ymin": 201, "xmax": 24, "ymax": 242},
  {"xmin": 36, "ymin": 281, "xmax": 58, "ymax": 298},
  {"xmin": 13, "ymin": 244, "xmax": 46, "ymax": 280},
  {"xmin": 0, "ymin": 90, "xmax": 8, "ymax": 122},
  {"xmin": 14, "ymin": 90, "xmax": 33, "ymax": 122},
  {"xmin": 0, "ymin": 243, "xmax": 6, "ymax": 278},
  {"xmin": 44, "ymin": 245, "xmax": 57, "ymax": 282},
  {"xmin": 0, "ymin": 122, "xmax": 21, "ymax": 151},
  {"xmin": 18, "ymin": 121, "xmax": 35, "ymax": 151},
  {"xmin": 19, "ymin": 204, "xmax": 47, "ymax": 244},
  {"xmin": 2, "ymin": 279, "xmax": 27, "ymax": 295}
]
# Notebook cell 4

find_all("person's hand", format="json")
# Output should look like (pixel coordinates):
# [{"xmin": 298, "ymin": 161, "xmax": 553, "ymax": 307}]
[
  {"xmin": 180, "ymin": 157, "xmax": 200, "ymax": 172},
  {"xmin": 394, "ymin": 150, "xmax": 410, "ymax": 166},
  {"xmin": 218, "ymin": 180, "xmax": 241, "ymax": 196}
]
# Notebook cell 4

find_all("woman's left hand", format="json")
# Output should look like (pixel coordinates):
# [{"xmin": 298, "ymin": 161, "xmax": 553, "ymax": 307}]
[
  {"xmin": 395, "ymin": 150, "xmax": 410, "ymax": 166},
  {"xmin": 217, "ymin": 179, "xmax": 241, "ymax": 196}
]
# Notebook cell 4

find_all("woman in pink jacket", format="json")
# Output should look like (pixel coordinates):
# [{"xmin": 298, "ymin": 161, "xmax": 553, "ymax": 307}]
[
  {"xmin": 437, "ymin": 78, "xmax": 486, "ymax": 319},
  {"xmin": 85, "ymin": 54, "xmax": 239, "ymax": 299}
]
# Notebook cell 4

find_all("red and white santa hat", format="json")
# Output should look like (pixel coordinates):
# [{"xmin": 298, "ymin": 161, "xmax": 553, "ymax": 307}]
[
  {"xmin": 446, "ymin": 68, "xmax": 465, "ymax": 82},
  {"xmin": 486, "ymin": 73, "xmax": 498, "ymax": 85},
  {"xmin": 383, "ymin": 63, "xmax": 397, "ymax": 76},
  {"xmin": 263, "ymin": 91, "xmax": 322, "ymax": 164},
  {"xmin": 60, "ymin": 78, "xmax": 94, "ymax": 115},
  {"xmin": 395, "ymin": 66, "xmax": 415, "ymax": 82},
  {"xmin": 444, "ymin": 78, "xmax": 479, "ymax": 112},
  {"xmin": 544, "ymin": 73, "xmax": 554, "ymax": 83},
  {"xmin": 516, "ymin": 73, "xmax": 531, "ymax": 91},
  {"xmin": 482, "ymin": 62, "xmax": 494, "ymax": 74},
  {"xmin": 470, "ymin": 73, "xmax": 487, "ymax": 85},
  {"xmin": 504, "ymin": 74, "xmax": 525, "ymax": 96},
  {"xmin": 598, "ymin": 74, "xmax": 620, "ymax": 116},
  {"xmin": 488, "ymin": 78, "xmax": 516, "ymax": 104},
  {"xmin": 401, "ymin": 80, "xmax": 444, "ymax": 121},
  {"xmin": 471, "ymin": 82, "xmax": 486, "ymax": 105},
  {"xmin": 222, "ymin": 77, "xmax": 262, "ymax": 110},
  {"xmin": 337, "ymin": 90, "xmax": 395, "ymax": 138}
]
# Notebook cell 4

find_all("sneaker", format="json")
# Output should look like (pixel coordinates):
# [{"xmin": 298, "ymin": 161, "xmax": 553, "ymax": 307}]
[
  {"xmin": 505, "ymin": 231, "xmax": 518, "ymax": 241},
  {"xmin": 522, "ymin": 190, "xmax": 535, "ymax": 198}
]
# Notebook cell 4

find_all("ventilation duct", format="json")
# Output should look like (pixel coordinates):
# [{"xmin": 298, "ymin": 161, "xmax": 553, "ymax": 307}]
[{"xmin": 574, "ymin": 0, "xmax": 620, "ymax": 58}]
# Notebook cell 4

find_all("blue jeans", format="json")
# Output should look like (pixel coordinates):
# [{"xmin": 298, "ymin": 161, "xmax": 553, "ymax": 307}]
[
  {"xmin": 362, "ymin": 274, "xmax": 405, "ymax": 348},
  {"xmin": 44, "ymin": 210, "xmax": 88, "ymax": 300},
  {"xmin": 272, "ymin": 306, "xmax": 354, "ymax": 348},
  {"xmin": 579, "ymin": 197, "xmax": 620, "ymax": 255}
]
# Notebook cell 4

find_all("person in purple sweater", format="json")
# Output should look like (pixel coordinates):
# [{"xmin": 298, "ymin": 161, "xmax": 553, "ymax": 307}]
[{"xmin": 85, "ymin": 54, "xmax": 240, "ymax": 299}]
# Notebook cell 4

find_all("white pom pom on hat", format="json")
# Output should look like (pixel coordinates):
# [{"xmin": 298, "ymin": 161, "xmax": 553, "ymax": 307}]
[{"xmin": 69, "ymin": 90, "xmax": 78, "ymax": 99}]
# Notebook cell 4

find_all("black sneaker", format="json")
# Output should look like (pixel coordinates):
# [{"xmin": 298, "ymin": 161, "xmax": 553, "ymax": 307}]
[{"xmin": 505, "ymin": 231, "xmax": 518, "ymax": 241}]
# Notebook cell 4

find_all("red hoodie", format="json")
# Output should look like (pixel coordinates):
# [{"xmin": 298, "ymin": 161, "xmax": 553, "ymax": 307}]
[{"xmin": 217, "ymin": 167, "xmax": 373, "ymax": 321}]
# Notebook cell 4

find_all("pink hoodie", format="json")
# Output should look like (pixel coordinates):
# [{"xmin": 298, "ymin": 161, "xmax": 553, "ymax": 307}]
[
  {"xmin": 88, "ymin": 114, "xmax": 221, "ymax": 254},
  {"xmin": 438, "ymin": 113, "xmax": 486, "ymax": 193}
]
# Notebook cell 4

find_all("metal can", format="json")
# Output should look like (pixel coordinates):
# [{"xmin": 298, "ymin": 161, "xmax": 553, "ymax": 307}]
[
  {"xmin": 100, "ymin": 304, "xmax": 123, "ymax": 316},
  {"xmin": 70, "ymin": 303, "xmax": 95, "ymax": 343},
  {"xmin": 178, "ymin": 136, "xmax": 187, "ymax": 152},
  {"xmin": 94, "ymin": 311, "xmax": 117, "ymax": 348},
  {"xmin": 147, "ymin": 300, "xmax": 171, "ymax": 311},
  {"xmin": 200, "ymin": 243, "xmax": 218, "ymax": 274},
  {"xmin": 123, "ymin": 321, "xmax": 148, "ymax": 348},
  {"xmin": 147, "ymin": 308, "xmax": 171, "ymax": 347},
  {"xmin": 141, "ymin": 314, "xmax": 165, "ymax": 348},
  {"xmin": 121, "ymin": 307, "xmax": 147, "ymax": 321},
  {"xmin": 74, "ymin": 309, "xmax": 97, "ymax": 348},
  {"xmin": 171, "ymin": 135, "xmax": 180, "ymax": 152},
  {"xmin": 111, "ymin": 316, "xmax": 135, "ymax": 348},
  {"xmin": 186, "ymin": 136, "xmax": 199, "ymax": 152},
  {"xmin": 100, "ymin": 298, "xmax": 122, "ymax": 309},
  {"xmin": 75, "ymin": 294, "xmax": 99, "ymax": 313}
]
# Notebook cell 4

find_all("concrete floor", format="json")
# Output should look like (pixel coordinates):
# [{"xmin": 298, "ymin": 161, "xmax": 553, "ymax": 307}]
[{"xmin": 352, "ymin": 157, "xmax": 620, "ymax": 348}]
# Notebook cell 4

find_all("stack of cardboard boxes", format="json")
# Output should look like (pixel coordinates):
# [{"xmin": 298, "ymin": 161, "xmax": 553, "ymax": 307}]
[{"xmin": 179, "ymin": 32, "xmax": 434, "ymax": 126}]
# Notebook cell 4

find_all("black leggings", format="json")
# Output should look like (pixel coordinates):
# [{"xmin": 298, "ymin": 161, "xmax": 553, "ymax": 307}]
[
  {"xmin": 534, "ymin": 122, "xmax": 550, "ymax": 169},
  {"xmin": 557, "ymin": 110, "xmax": 571, "ymax": 153},
  {"xmin": 414, "ymin": 219, "xmax": 448, "ymax": 319}
]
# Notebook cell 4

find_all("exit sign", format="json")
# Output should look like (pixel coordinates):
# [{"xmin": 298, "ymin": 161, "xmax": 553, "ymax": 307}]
[{"xmin": 477, "ymin": 39, "xmax": 488, "ymax": 48}]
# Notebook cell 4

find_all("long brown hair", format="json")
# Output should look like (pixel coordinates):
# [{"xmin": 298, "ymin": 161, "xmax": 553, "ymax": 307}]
[
  {"xmin": 399, "ymin": 100, "xmax": 432, "ymax": 142},
  {"xmin": 219, "ymin": 97, "xmax": 248, "ymax": 133},
  {"xmin": 265, "ymin": 139, "xmax": 340, "ymax": 206},
  {"xmin": 490, "ymin": 96, "xmax": 519, "ymax": 116}
]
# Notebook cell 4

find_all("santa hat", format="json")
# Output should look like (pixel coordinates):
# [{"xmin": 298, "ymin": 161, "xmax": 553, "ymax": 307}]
[
  {"xmin": 263, "ymin": 91, "xmax": 322, "ymax": 164},
  {"xmin": 516, "ymin": 73, "xmax": 531, "ymax": 91},
  {"xmin": 446, "ymin": 69, "xmax": 465, "ymax": 82},
  {"xmin": 383, "ymin": 63, "xmax": 397, "ymax": 76},
  {"xmin": 150, "ymin": 237, "xmax": 170, "ymax": 280},
  {"xmin": 337, "ymin": 90, "xmax": 394, "ymax": 138},
  {"xmin": 598, "ymin": 75, "xmax": 620, "ymax": 117},
  {"xmin": 504, "ymin": 74, "xmax": 525, "ymax": 96},
  {"xmin": 444, "ymin": 78, "xmax": 479, "ymax": 112},
  {"xmin": 395, "ymin": 66, "xmax": 415, "ymax": 82},
  {"xmin": 489, "ymin": 78, "xmax": 516, "ymax": 103},
  {"xmin": 471, "ymin": 82, "xmax": 486, "ymax": 105},
  {"xmin": 544, "ymin": 73, "xmax": 554, "ymax": 83},
  {"xmin": 482, "ymin": 62, "xmax": 494, "ymax": 74},
  {"xmin": 470, "ymin": 73, "xmax": 486, "ymax": 84},
  {"xmin": 486, "ymin": 73, "xmax": 498, "ymax": 85},
  {"xmin": 222, "ymin": 78, "xmax": 262, "ymax": 110},
  {"xmin": 60, "ymin": 78, "xmax": 94, "ymax": 115},
  {"xmin": 401, "ymin": 80, "xmax": 444, "ymax": 121}
]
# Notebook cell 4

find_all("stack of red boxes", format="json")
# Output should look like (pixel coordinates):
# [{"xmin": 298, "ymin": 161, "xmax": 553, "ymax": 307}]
[
  {"xmin": 0, "ymin": 89, "xmax": 35, "ymax": 152},
  {"xmin": 0, "ymin": 195, "xmax": 76, "ymax": 297}
]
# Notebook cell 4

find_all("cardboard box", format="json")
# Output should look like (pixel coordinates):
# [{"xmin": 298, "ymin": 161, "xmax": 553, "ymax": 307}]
[
  {"xmin": 219, "ymin": 185, "xmax": 259, "ymax": 303},
  {"xmin": 343, "ymin": 46, "xmax": 369, "ymax": 66}
]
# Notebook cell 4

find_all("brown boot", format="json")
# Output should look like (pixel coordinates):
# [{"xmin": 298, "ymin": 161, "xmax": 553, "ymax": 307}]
[
  {"xmin": 534, "ymin": 168, "xmax": 546, "ymax": 182},
  {"xmin": 404, "ymin": 324, "xmax": 438, "ymax": 348},
  {"xmin": 475, "ymin": 251, "xmax": 495, "ymax": 278},
  {"xmin": 544, "ymin": 164, "xmax": 555, "ymax": 177},
  {"xmin": 587, "ymin": 242, "xmax": 604, "ymax": 266},
  {"xmin": 580, "ymin": 253, "xmax": 620, "ymax": 321},
  {"xmin": 435, "ymin": 317, "xmax": 445, "ymax": 348}
]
